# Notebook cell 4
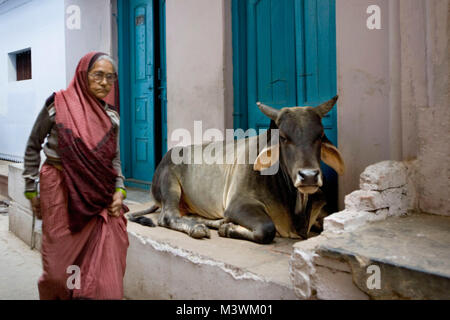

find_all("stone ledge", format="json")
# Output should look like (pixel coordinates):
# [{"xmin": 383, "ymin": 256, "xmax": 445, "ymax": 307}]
[
  {"xmin": 124, "ymin": 203, "xmax": 298, "ymax": 299},
  {"xmin": 8, "ymin": 200, "xmax": 42, "ymax": 250},
  {"xmin": 317, "ymin": 213, "xmax": 450, "ymax": 299},
  {"xmin": 9, "ymin": 201, "xmax": 33, "ymax": 246},
  {"xmin": 289, "ymin": 233, "xmax": 369, "ymax": 300},
  {"xmin": 0, "ymin": 160, "xmax": 11, "ymax": 199},
  {"xmin": 0, "ymin": 175, "xmax": 7, "ymax": 199},
  {"xmin": 8, "ymin": 163, "xmax": 31, "ymax": 209},
  {"xmin": 290, "ymin": 213, "xmax": 450, "ymax": 299}
]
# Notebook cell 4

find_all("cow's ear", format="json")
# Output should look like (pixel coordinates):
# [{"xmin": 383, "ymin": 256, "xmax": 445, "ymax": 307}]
[
  {"xmin": 254, "ymin": 144, "xmax": 280, "ymax": 172},
  {"xmin": 321, "ymin": 136, "xmax": 345, "ymax": 175}
]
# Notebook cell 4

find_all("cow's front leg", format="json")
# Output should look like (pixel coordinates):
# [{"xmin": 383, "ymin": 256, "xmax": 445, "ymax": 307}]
[
  {"xmin": 220, "ymin": 200, "xmax": 276, "ymax": 244},
  {"xmin": 158, "ymin": 182, "xmax": 210, "ymax": 239},
  {"xmin": 183, "ymin": 214, "xmax": 226, "ymax": 230},
  {"xmin": 159, "ymin": 210, "xmax": 211, "ymax": 239}
]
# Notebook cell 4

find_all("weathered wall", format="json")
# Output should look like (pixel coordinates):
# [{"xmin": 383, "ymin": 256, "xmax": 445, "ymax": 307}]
[
  {"xmin": 415, "ymin": 0, "xmax": 449, "ymax": 216},
  {"xmin": 398, "ymin": 1, "xmax": 425, "ymax": 161},
  {"xmin": 336, "ymin": 0, "xmax": 392, "ymax": 209},
  {"xmin": 0, "ymin": 0, "xmax": 66, "ymax": 162},
  {"xmin": 165, "ymin": 0, "xmax": 233, "ymax": 149},
  {"xmin": 336, "ymin": 0, "xmax": 449, "ymax": 215}
]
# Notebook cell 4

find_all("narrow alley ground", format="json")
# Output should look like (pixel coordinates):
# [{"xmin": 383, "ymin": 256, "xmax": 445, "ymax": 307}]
[{"xmin": 0, "ymin": 209, "xmax": 41, "ymax": 300}]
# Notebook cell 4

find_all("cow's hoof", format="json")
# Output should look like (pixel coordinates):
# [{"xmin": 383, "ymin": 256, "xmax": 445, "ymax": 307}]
[
  {"xmin": 218, "ymin": 222, "xmax": 234, "ymax": 238},
  {"xmin": 189, "ymin": 224, "xmax": 211, "ymax": 239}
]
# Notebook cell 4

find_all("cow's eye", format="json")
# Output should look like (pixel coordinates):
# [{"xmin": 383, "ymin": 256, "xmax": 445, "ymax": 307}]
[{"xmin": 280, "ymin": 135, "xmax": 288, "ymax": 143}]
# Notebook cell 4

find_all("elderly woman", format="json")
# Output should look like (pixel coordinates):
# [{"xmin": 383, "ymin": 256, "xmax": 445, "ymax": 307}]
[{"xmin": 22, "ymin": 52, "xmax": 129, "ymax": 300}]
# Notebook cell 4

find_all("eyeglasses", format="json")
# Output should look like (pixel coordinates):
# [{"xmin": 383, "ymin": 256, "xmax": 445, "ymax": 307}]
[{"xmin": 88, "ymin": 72, "xmax": 117, "ymax": 84}]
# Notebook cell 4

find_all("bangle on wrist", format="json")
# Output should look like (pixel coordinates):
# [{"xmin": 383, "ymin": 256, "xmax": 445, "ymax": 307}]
[
  {"xmin": 24, "ymin": 191, "xmax": 38, "ymax": 200},
  {"xmin": 115, "ymin": 187, "xmax": 127, "ymax": 199}
]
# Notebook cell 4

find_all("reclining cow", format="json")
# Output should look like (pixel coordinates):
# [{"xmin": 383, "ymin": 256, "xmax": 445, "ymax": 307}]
[{"xmin": 129, "ymin": 96, "xmax": 344, "ymax": 244}]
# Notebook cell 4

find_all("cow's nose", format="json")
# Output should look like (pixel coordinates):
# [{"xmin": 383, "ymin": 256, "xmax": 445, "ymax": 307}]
[{"xmin": 297, "ymin": 169, "xmax": 320, "ymax": 185}]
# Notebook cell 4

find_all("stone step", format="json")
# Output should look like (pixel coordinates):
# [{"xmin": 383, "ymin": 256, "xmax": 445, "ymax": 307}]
[
  {"xmin": 124, "ymin": 202, "xmax": 298, "ymax": 299},
  {"xmin": 0, "ymin": 160, "xmax": 11, "ymax": 199},
  {"xmin": 316, "ymin": 213, "xmax": 450, "ymax": 299}
]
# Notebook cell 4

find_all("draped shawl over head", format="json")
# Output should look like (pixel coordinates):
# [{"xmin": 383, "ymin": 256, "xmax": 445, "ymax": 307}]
[{"xmin": 54, "ymin": 51, "xmax": 122, "ymax": 232}]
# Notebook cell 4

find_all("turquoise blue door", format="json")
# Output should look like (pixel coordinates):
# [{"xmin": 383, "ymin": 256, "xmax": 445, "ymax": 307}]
[
  {"xmin": 240, "ymin": 0, "xmax": 337, "ymax": 140},
  {"xmin": 232, "ymin": 0, "xmax": 338, "ymax": 208},
  {"xmin": 118, "ymin": 0, "xmax": 156, "ymax": 186},
  {"xmin": 247, "ymin": 0, "xmax": 298, "ymax": 132},
  {"xmin": 130, "ymin": 0, "xmax": 155, "ymax": 182}
]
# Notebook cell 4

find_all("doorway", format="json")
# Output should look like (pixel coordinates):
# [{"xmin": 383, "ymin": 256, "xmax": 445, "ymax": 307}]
[
  {"xmin": 118, "ymin": 0, "xmax": 167, "ymax": 189},
  {"xmin": 232, "ymin": 0, "xmax": 338, "ymax": 210}
]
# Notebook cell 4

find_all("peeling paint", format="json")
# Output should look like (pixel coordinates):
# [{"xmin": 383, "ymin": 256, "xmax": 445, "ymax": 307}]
[{"xmin": 129, "ymin": 231, "xmax": 266, "ymax": 282}]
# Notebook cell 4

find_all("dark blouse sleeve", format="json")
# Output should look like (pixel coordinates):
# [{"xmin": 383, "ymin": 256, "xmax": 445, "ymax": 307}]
[
  {"xmin": 23, "ymin": 103, "xmax": 54, "ymax": 192},
  {"xmin": 106, "ymin": 104, "xmax": 125, "ymax": 191},
  {"xmin": 113, "ymin": 126, "xmax": 125, "ymax": 190}
]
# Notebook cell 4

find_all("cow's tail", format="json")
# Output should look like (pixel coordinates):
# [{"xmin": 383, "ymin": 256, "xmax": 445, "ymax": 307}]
[{"xmin": 127, "ymin": 204, "xmax": 159, "ymax": 227}]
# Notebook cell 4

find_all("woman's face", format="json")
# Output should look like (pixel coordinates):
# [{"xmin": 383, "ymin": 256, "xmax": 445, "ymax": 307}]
[{"xmin": 87, "ymin": 59, "xmax": 115, "ymax": 99}]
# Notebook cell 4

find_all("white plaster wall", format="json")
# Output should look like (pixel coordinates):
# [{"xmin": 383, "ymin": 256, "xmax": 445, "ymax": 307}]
[
  {"xmin": 165, "ymin": 0, "xmax": 233, "ymax": 149},
  {"xmin": 64, "ymin": 0, "xmax": 113, "ymax": 83},
  {"xmin": 0, "ymin": 0, "xmax": 66, "ymax": 162}
]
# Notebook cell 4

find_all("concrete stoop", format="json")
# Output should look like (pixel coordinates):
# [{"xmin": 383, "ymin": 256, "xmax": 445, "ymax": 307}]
[
  {"xmin": 290, "ymin": 213, "xmax": 450, "ymax": 300},
  {"xmin": 7, "ymin": 162, "xmax": 43, "ymax": 250},
  {"xmin": 124, "ymin": 203, "xmax": 298, "ymax": 300},
  {"xmin": 0, "ymin": 160, "xmax": 10, "ymax": 199}
]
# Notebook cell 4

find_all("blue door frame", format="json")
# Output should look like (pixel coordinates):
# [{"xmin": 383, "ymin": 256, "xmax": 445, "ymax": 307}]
[
  {"xmin": 232, "ymin": 0, "xmax": 338, "ymax": 209},
  {"xmin": 158, "ymin": 0, "xmax": 168, "ymax": 156},
  {"xmin": 117, "ymin": 0, "xmax": 167, "ymax": 189}
]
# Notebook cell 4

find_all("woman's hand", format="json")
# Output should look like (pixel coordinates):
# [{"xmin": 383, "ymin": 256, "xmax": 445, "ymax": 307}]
[
  {"xmin": 30, "ymin": 196, "xmax": 42, "ymax": 219},
  {"xmin": 108, "ymin": 191, "xmax": 124, "ymax": 217}
]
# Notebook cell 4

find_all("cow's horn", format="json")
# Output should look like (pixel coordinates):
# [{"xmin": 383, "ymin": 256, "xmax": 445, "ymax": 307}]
[
  {"xmin": 315, "ymin": 95, "xmax": 338, "ymax": 118},
  {"xmin": 257, "ymin": 102, "xmax": 279, "ymax": 121}
]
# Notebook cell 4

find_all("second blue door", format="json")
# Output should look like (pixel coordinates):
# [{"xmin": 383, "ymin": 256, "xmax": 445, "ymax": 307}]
[
  {"xmin": 245, "ymin": 0, "xmax": 337, "ymax": 145},
  {"xmin": 233, "ymin": 0, "xmax": 338, "ymax": 209}
]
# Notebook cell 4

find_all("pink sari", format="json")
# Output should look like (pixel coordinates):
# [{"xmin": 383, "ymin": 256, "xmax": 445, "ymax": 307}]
[
  {"xmin": 38, "ymin": 52, "xmax": 129, "ymax": 299},
  {"xmin": 38, "ymin": 164, "xmax": 129, "ymax": 299}
]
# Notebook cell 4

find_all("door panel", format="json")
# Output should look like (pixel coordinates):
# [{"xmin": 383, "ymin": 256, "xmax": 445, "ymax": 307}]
[
  {"xmin": 245, "ymin": 0, "xmax": 337, "ymax": 141},
  {"xmin": 247, "ymin": 0, "xmax": 297, "ymax": 132},
  {"xmin": 299, "ymin": 0, "xmax": 337, "ymax": 144},
  {"xmin": 129, "ymin": 0, "xmax": 155, "ymax": 182}
]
